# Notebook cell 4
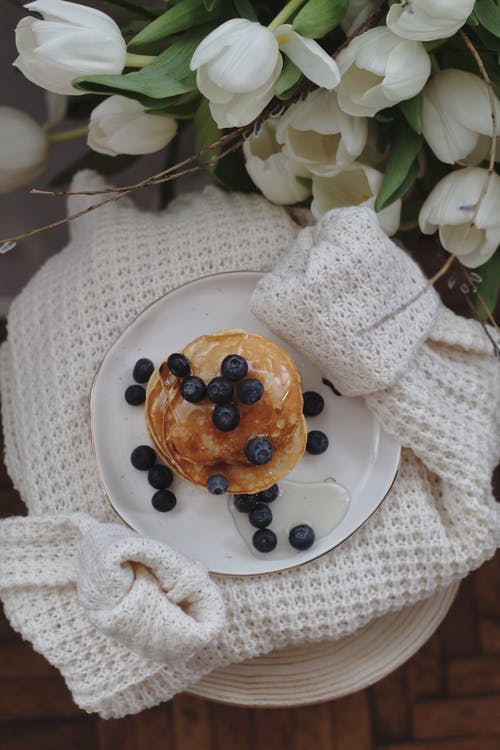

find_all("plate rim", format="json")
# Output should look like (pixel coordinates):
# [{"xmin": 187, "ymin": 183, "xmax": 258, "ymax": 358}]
[{"xmin": 89, "ymin": 270, "xmax": 401, "ymax": 578}]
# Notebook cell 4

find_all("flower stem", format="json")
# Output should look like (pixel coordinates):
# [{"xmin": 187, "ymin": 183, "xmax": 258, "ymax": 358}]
[
  {"xmin": 47, "ymin": 126, "xmax": 89, "ymax": 144},
  {"xmin": 268, "ymin": 0, "xmax": 305, "ymax": 31},
  {"xmin": 125, "ymin": 52, "xmax": 156, "ymax": 68}
]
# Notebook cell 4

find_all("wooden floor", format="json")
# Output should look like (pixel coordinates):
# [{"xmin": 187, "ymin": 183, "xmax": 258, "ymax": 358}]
[{"xmin": 1, "ymin": 314, "xmax": 500, "ymax": 748}]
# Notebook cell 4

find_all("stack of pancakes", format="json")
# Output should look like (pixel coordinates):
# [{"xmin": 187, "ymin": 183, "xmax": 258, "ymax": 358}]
[{"xmin": 145, "ymin": 330, "xmax": 306, "ymax": 494}]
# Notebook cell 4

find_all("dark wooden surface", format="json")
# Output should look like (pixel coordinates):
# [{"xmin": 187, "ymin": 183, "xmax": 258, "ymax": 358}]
[{"xmin": 1, "ymin": 314, "xmax": 500, "ymax": 749}]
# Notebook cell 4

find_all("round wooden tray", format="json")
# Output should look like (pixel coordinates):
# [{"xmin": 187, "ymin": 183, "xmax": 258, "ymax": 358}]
[{"xmin": 189, "ymin": 582, "xmax": 459, "ymax": 706}]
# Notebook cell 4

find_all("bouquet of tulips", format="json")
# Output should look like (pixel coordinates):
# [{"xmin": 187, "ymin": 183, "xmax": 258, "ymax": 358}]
[{"xmin": 2, "ymin": 0, "xmax": 500, "ymax": 319}]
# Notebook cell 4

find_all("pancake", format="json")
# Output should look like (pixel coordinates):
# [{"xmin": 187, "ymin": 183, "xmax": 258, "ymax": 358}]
[{"xmin": 145, "ymin": 330, "xmax": 306, "ymax": 494}]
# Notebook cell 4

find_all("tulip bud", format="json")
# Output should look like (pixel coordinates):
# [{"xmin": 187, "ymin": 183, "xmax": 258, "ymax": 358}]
[
  {"xmin": 422, "ymin": 70, "xmax": 500, "ymax": 166},
  {"xmin": 335, "ymin": 27, "xmax": 431, "ymax": 117},
  {"xmin": 419, "ymin": 168, "xmax": 500, "ymax": 268},
  {"xmin": 88, "ymin": 96, "xmax": 178, "ymax": 157},
  {"xmin": 311, "ymin": 163, "xmax": 401, "ymax": 236},
  {"xmin": 14, "ymin": 0, "xmax": 127, "ymax": 96},
  {"xmin": 190, "ymin": 18, "xmax": 339, "ymax": 128},
  {"xmin": 243, "ymin": 120, "xmax": 311, "ymax": 205},
  {"xmin": 275, "ymin": 89, "xmax": 368, "ymax": 175},
  {"xmin": 0, "ymin": 107, "xmax": 48, "ymax": 194},
  {"xmin": 387, "ymin": 0, "xmax": 475, "ymax": 42}
]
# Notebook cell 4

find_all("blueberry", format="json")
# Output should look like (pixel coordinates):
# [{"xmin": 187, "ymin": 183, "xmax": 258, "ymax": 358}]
[
  {"xmin": 258, "ymin": 484, "xmax": 279, "ymax": 503},
  {"xmin": 245, "ymin": 436, "xmax": 273, "ymax": 465},
  {"xmin": 152, "ymin": 490, "xmax": 176, "ymax": 512},
  {"xmin": 289, "ymin": 524, "xmax": 315, "ymax": 550},
  {"xmin": 207, "ymin": 376, "xmax": 233, "ymax": 404},
  {"xmin": 249, "ymin": 503, "xmax": 273, "ymax": 529},
  {"xmin": 212, "ymin": 403, "xmax": 240, "ymax": 432},
  {"xmin": 233, "ymin": 493, "xmax": 259, "ymax": 513},
  {"xmin": 148, "ymin": 464, "xmax": 173, "ymax": 490},
  {"xmin": 131, "ymin": 445, "xmax": 156, "ymax": 470},
  {"xmin": 167, "ymin": 353, "xmax": 190, "ymax": 377},
  {"xmin": 180, "ymin": 376, "xmax": 206, "ymax": 403},
  {"xmin": 302, "ymin": 391, "xmax": 324, "ymax": 417},
  {"xmin": 252, "ymin": 528, "xmax": 277, "ymax": 553},
  {"xmin": 125, "ymin": 384, "xmax": 145, "ymax": 406},
  {"xmin": 133, "ymin": 358, "xmax": 154, "ymax": 384},
  {"xmin": 237, "ymin": 378, "xmax": 264, "ymax": 405},
  {"xmin": 207, "ymin": 474, "xmax": 229, "ymax": 495},
  {"xmin": 306, "ymin": 430, "xmax": 329, "ymax": 455},
  {"xmin": 221, "ymin": 354, "xmax": 248, "ymax": 381}
]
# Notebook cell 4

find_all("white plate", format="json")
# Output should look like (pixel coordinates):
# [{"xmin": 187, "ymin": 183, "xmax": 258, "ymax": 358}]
[{"xmin": 90, "ymin": 271, "xmax": 400, "ymax": 576}]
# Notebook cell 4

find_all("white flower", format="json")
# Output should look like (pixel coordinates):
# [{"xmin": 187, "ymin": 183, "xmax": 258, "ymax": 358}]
[
  {"xmin": 422, "ymin": 69, "xmax": 500, "ymax": 166},
  {"xmin": 386, "ymin": 0, "xmax": 475, "ymax": 42},
  {"xmin": 190, "ymin": 18, "xmax": 340, "ymax": 128},
  {"xmin": 243, "ymin": 120, "xmax": 311, "ymax": 205},
  {"xmin": 341, "ymin": 0, "xmax": 379, "ymax": 36},
  {"xmin": 335, "ymin": 27, "xmax": 431, "ymax": 117},
  {"xmin": 311, "ymin": 163, "xmax": 401, "ymax": 236},
  {"xmin": 419, "ymin": 168, "xmax": 500, "ymax": 268},
  {"xmin": 88, "ymin": 96, "xmax": 178, "ymax": 156},
  {"xmin": 275, "ymin": 89, "xmax": 367, "ymax": 175},
  {"xmin": 14, "ymin": 0, "xmax": 127, "ymax": 96},
  {"xmin": 0, "ymin": 107, "xmax": 49, "ymax": 194}
]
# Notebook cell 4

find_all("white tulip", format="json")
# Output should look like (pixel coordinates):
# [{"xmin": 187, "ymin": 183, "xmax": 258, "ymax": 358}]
[
  {"xmin": 190, "ymin": 18, "xmax": 340, "ymax": 128},
  {"xmin": 243, "ymin": 120, "xmax": 311, "ymax": 205},
  {"xmin": 422, "ymin": 70, "xmax": 500, "ymax": 166},
  {"xmin": 335, "ymin": 27, "xmax": 431, "ymax": 117},
  {"xmin": 88, "ymin": 96, "xmax": 178, "ymax": 157},
  {"xmin": 0, "ymin": 107, "xmax": 48, "ymax": 194},
  {"xmin": 341, "ymin": 0, "xmax": 379, "ymax": 36},
  {"xmin": 386, "ymin": 0, "xmax": 475, "ymax": 42},
  {"xmin": 419, "ymin": 167, "xmax": 500, "ymax": 268},
  {"xmin": 311, "ymin": 163, "xmax": 401, "ymax": 236},
  {"xmin": 275, "ymin": 89, "xmax": 367, "ymax": 175},
  {"xmin": 14, "ymin": 0, "xmax": 127, "ymax": 96}
]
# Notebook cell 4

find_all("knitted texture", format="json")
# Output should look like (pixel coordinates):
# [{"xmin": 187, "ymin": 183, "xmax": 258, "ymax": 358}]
[
  {"xmin": 0, "ymin": 172, "xmax": 499, "ymax": 718},
  {"xmin": 251, "ymin": 207, "xmax": 440, "ymax": 396},
  {"xmin": 77, "ymin": 522, "xmax": 226, "ymax": 663}
]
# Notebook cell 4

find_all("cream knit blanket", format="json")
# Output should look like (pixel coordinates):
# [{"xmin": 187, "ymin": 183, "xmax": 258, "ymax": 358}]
[{"xmin": 0, "ymin": 172, "xmax": 499, "ymax": 718}]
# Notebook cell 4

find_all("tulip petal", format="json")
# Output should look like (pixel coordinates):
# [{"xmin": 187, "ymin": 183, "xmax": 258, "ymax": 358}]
[
  {"xmin": 386, "ymin": 0, "xmax": 474, "ymax": 41},
  {"xmin": 209, "ymin": 58, "xmax": 282, "ymax": 127},
  {"xmin": 243, "ymin": 127, "xmax": 311, "ymax": 205},
  {"xmin": 274, "ymin": 25, "xmax": 340, "ymax": 89},
  {"xmin": 422, "ymin": 85, "xmax": 479, "ymax": 164},
  {"xmin": 196, "ymin": 67, "xmax": 233, "ymax": 104},
  {"xmin": 190, "ymin": 18, "xmax": 270, "ymax": 74},
  {"xmin": 311, "ymin": 164, "xmax": 400, "ymax": 235},
  {"xmin": 88, "ymin": 95, "xmax": 178, "ymax": 156},
  {"xmin": 381, "ymin": 40, "xmax": 431, "ymax": 103},
  {"xmin": 206, "ymin": 24, "xmax": 278, "ymax": 92},
  {"xmin": 26, "ymin": 0, "xmax": 122, "ymax": 31}
]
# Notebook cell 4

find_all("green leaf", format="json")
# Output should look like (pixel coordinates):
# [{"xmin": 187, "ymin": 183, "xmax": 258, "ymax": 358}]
[
  {"xmin": 233, "ymin": 0, "xmax": 259, "ymax": 20},
  {"xmin": 50, "ymin": 151, "xmax": 140, "ymax": 186},
  {"xmin": 472, "ymin": 250, "xmax": 500, "ymax": 319},
  {"xmin": 128, "ymin": 0, "xmax": 223, "ymax": 47},
  {"xmin": 275, "ymin": 57, "xmax": 302, "ymax": 99},
  {"xmin": 474, "ymin": 0, "xmax": 500, "ymax": 38},
  {"xmin": 292, "ymin": 0, "xmax": 348, "ymax": 38},
  {"xmin": 375, "ymin": 122, "xmax": 423, "ymax": 212},
  {"xmin": 103, "ymin": 1, "xmax": 157, "ymax": 21},
  {"xmin": 399, "ymin": 93, "xmax": 423, "ymax": 135},
  {"xmin": 194, "ymin": 99, "xmax": 254, "ymax": 191},
  {"xmin": 74, "ymin": 30, "xmax": 203, "ymax": 99},
  {"xmin": 296, "ymin": 176, "xmax": 313, "ymax": 190},
  {"xmin": 145, "ymin": 91, "xmax": 201, "ymax": 118}
]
